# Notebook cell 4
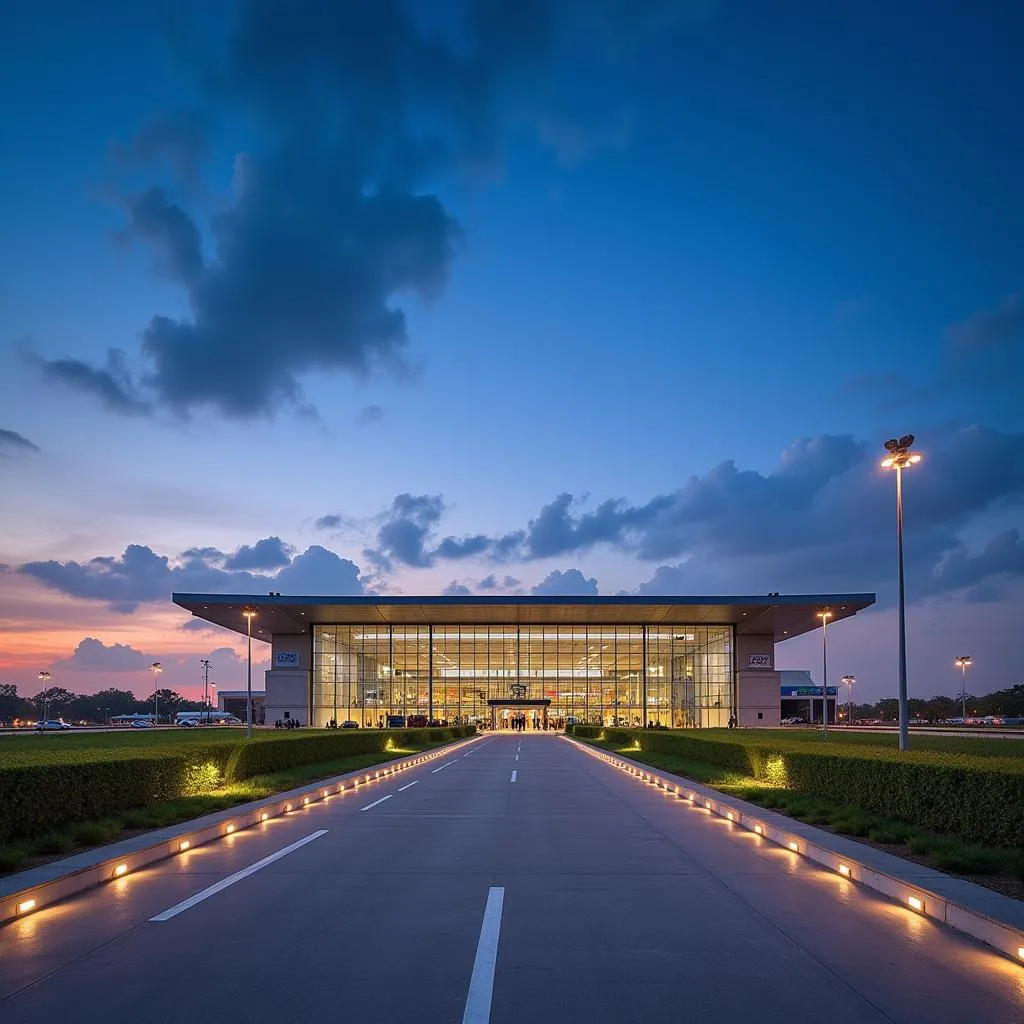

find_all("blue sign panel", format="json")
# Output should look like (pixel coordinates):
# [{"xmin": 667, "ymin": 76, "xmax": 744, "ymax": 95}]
[{"xmin": 781, "ymin": 686, "xmax": 838, "ymax": 697}]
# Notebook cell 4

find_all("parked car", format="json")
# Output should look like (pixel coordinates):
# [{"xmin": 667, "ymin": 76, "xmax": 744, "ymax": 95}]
[
  {"xmin": 130, "ymin": 719, "xmax": 153, "ymax": 728},
  {"xmin": 34, "ymin": 720, "xmax": 73, "ymax": 731},
  {"xmin": 340, "ymin": 720, "xmax": 359, "ymax": 729},
  {"xmin": 407, "ymin": 715, "xmax": 429, "ymax": 728}
]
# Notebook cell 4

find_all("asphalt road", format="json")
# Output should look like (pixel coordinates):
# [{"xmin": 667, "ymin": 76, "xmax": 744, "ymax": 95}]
[{"xmin": 1, "ymin": 734, "xmax": 1022, "ymax": 1023}]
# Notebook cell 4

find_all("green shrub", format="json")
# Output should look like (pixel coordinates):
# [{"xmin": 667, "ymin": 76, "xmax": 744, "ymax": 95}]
[
  {"xmin": 586, "ymin": 729, "xmax": 1024, "ymax": 849},
  {"xmin": 0, "ymin": 726, "xmax": 472, "ymax": 843}
]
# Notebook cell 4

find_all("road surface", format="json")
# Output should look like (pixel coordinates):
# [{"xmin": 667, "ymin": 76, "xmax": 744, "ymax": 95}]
[{"xmin": 1, "ymin": 733, "xmax": 1021, "ymax": 1023}]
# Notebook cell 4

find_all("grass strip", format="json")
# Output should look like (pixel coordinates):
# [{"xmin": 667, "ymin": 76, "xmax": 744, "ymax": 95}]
[
  {"xmin": 0, "ymin": 739, "xmax": 450, "ymax": 877},
  {"xmin": 585, "ymin": 738, "xmax": 1024, "ymax": 885}
]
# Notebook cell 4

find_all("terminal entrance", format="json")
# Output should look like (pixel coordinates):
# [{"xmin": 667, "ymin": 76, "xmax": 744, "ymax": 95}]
[{"xmin": 487, "ymin": 698, "xmax": 553, "ymax": 731}]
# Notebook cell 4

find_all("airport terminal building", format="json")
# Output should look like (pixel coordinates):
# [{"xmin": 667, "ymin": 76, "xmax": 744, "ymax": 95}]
[{"xmin": 173, "ymin": 594, "xmax": 874, "ymax": 730}]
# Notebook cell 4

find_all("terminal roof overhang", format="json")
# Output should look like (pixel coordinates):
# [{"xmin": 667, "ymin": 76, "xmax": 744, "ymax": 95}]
[{"xmin": 172, "ymin": 593, "xmax": 875, "ymax": 644}]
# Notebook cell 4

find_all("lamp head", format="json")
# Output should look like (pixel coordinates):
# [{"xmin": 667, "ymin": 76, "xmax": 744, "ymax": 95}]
[{"xmin": 881, "ymin": 435, "xmax": 921, "ymax": 470}]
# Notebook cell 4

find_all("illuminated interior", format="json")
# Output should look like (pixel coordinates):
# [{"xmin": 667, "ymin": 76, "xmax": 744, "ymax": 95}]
[{"xmin": 312, "ymin": 624, "xmax": 733, "ymax": 728}]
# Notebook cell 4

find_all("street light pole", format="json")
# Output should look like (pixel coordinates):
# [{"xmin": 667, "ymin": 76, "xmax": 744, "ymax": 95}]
[
  {"xmin": 817, "ymin": 608, "xmax": 832, "ymax": 740},
  {"xmin": 842, "ymin": 675, "xmax": 855, "ymax": 725},
  {"xmin": 201, "ymin": 659, "xmax": 212, "ymax": 724},
  {"xmin": 243, "ymin": 608, "xmax": 256, "ymax": 740},
  {"xmin": 954, "ymin": 656, "xmax": 972, "ymax": 720},
  {"xmin": 150, "ymin": 662, "xmax": 162, "ymax": 725},
  {"xmin": 881, "ymin": 435, "xmax": 922, "ymax": 753},
  {"xmin": 37, "ymin": 670, "xmax": 51, "ymax": 722}
]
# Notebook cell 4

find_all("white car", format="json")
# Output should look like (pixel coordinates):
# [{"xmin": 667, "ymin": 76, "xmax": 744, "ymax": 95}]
[
  {"xmin": 34, "ymin": 720, "xmax": 74, "ymax": 731},
  {"xmin": 130, "ymin": 719, "xmax": 154, "ymax": 728}
]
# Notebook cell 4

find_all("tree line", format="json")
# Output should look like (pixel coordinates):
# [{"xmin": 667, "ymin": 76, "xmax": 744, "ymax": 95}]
[{"xmin": 0, "ymin": 683, "xmax": 211, "ymax": 725}]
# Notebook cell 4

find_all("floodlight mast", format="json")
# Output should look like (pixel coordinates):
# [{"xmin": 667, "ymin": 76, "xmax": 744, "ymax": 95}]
[{"xmin": 880, "ymin": 435, "xmax": 922, "ymax": 752}]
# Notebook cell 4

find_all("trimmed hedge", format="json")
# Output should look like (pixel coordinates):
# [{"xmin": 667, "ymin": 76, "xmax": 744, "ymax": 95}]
[
  {"xmin": 0, "ymin": 726, "xmax": 475, "ymax": 843},
  {"xmin": 590, "ymin": 729, "xmax": 1024, "ymax": 849},
  {"xmin": 566, "ymin": 725, "xmax": 603, "ymax": 739}
]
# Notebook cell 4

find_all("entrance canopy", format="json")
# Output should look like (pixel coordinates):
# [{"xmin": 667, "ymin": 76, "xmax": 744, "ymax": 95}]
[{"xmin": 172, "ymin": 593, "xmax": 875, "ymax": 644}]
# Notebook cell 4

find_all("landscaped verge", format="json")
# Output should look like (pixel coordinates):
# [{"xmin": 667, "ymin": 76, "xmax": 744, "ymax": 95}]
[
  {"xmin": 0, "ymin": 726, "xmax": 475, "ymax": 848},
  {"xmin": 566, "ymin": 726, "xmax": 1024, "ymax": 886}
]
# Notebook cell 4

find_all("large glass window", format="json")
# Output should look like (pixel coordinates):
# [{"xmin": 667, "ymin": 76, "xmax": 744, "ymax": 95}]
[{"xmin": 311, "ymin": 623, "xmax": 733, "ymax": 727}]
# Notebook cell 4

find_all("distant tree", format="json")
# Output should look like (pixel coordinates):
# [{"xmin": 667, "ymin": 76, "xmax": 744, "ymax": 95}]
[
  {"xmin": 0, "ymin": 683, "xmax": 34, "ymax": 724},
  {"xmin": 69, "ymin": 688, "xmax": 138, "ymax": 723},
  {"xmin": 35, "ymin": 687, "xmax": 76, "ymax": 717}
]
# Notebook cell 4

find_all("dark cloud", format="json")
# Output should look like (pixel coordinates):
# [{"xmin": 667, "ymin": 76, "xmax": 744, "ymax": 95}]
[
  {"xmin": 223, "ymin": 536, "xmax": 294, "ymax": 571},
  {"xmin": 114, "ymin": 187, "xmax": 204, "ymax": 285},
  {"xmin": 0, "ymin": 428, "xmax": 40, "ymax": 455},
  {"xmin": 477, "ymin": 573, "xmax": 521, "ymax": 590},
  {"xmin": 272, "ymin": 546, "xmax": 364, "ymax": 594},
  {"xmin": 37, "ymin": 1, "xmax": 690, "ymax": 420},
  {"xmin": 433, "ymin": 535, "xmax": 493, "ymax": 560},
  {"xmin": 531, "ymin": 568, "xmax": 599, "ymax": 596},
  {"xmin": 50, "ymin": 637, "xmax": 153, "ymax": 673},
  {"xmin": 20, "ymin": 540, "xmax": 365, "ymax": 611},
  {"xmin": 364, "ymin": 493, "xmax": 447, "ymax": 571},
  {"xmin": 32, "ymin": 347, "xmax": 150, "ymax": 415},
  {"xmin": 180, "ymin": 617, "xmax": 221, "ymax": 633},
  {"xmin": 356, "ymin": 404, "xmax": 384, "ymax": 424},
  {"xmin": 443, "ymin": 581, "xmax": 473, "ymax": 596},
  {"xmin": 314, "ymin": 514, "xmax": 342, "ymax": 530}
]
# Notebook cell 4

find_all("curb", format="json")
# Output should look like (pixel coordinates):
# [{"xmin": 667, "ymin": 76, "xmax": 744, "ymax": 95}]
[
  {"xmin": 1, "ymin": 734, "xmax": 480, "ymax": 926},
  {"xmin": 565, "ymin": 736, "xmax": 1024, "ymax": 968}
]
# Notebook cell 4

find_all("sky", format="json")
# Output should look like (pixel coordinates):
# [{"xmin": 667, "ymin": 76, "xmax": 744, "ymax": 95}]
[{"xmin": 1, "ymin": 0, "xmax": 1022, "ymax": 706}]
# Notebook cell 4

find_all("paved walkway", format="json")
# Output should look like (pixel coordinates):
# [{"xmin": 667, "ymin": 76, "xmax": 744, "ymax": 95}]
[{"xmin": 1, "ymin": 734, "xmax": 1022, "ymax": 1023}]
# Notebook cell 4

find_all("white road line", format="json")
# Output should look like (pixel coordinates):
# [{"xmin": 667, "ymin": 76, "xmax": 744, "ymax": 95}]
[
  {"xmin": 398, "ymin": 780, "xmax": 419, "ymax": 792},
  {"xmin": 461, "ymin": 887, "xmax": 505, "ymax": 1024},
  {"xmin": 510, "ymin": 770, "xmax": 517, "ymax": 783},
  {"xmin": 514, "ymin": 754, "xmax": 519, "ymax": 761},
  {"xmin": 361, "ymin": 795, "xmax": 393, "ymax": 811},
  {"xmin": 432, "ymin": 758, "xmax": 460, "ymax": 773},
  {"xmin": 150, "ymin": 830, "xmax": 328, "ymax": 922}
]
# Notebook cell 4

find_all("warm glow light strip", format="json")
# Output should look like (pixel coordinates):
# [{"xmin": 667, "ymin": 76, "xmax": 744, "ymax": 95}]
[
  {"xmin": 114, "ymin": 864, "xmax": 128, "ymax": 877},
  {"xmin": 908, "ymin": 896, "xmax": 924, "ymax": 912},
  {"xmin": 839, "ymin": 864, "xmax": 850, "ymax": 877},
  {"xmin": 179, "ymin": 840, "xmax": 190, "ymax": 852},
  {"xmin": 18, "ymin": 899, "xmax": 36, "ymax": 914},
  {"xmin": 225, "ymin": 824, "xmax": 235, "ymax": 834},
  {"xmin": 788, "ymin": 841, "xmax": 799, "ymax": 852}
]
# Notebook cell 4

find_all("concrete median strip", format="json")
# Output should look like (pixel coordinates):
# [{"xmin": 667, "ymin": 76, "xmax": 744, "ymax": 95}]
[
  {"xmin": 0, "ymin": 733, "xmax": 482, "ymax": 927},
  {"xmin": 565, "ymin": 736, "xmax": 1024, "ymax": 969}
]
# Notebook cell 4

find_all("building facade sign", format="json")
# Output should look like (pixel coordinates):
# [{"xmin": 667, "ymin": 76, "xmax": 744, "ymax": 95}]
[
  {"xmin": 274, "ymin": 650, "xmax": 300, "ymax": 668},
  {"xmin": 781, "ymin": 685, "xmax": 838, "ymax": 697},
  {"xmin": 747, "ymin": 653, "xmax": 772, "ymax": 669}
]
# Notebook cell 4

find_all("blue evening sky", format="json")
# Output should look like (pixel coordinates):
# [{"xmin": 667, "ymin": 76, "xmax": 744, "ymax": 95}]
[{"xmin": 1, "ymin": 1, "xmax": 1022, "ymax": 702}]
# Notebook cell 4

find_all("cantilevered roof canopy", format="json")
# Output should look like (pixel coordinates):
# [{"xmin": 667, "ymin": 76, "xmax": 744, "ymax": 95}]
[{"xmin": 172, "ymin": 593, "xmax": 875, "ymax": 644}]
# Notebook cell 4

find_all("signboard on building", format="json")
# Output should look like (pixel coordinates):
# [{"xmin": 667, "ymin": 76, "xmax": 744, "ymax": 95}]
[
  {"xmin": 781, "ymin": 686, "xmax": 838, "ymax": 697},
  {"xmin": 273, "ymin": 650, "xmax": 300, "ymax": 668},
  {"xmin": 747, "ymin": 654, "xmax": 772, "ymax": 669}
]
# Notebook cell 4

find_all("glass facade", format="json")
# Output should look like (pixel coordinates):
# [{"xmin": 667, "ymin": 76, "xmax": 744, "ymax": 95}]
[{"xmin": 312, "ymin": 624, "xmax": 733, "ymax": 728}]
